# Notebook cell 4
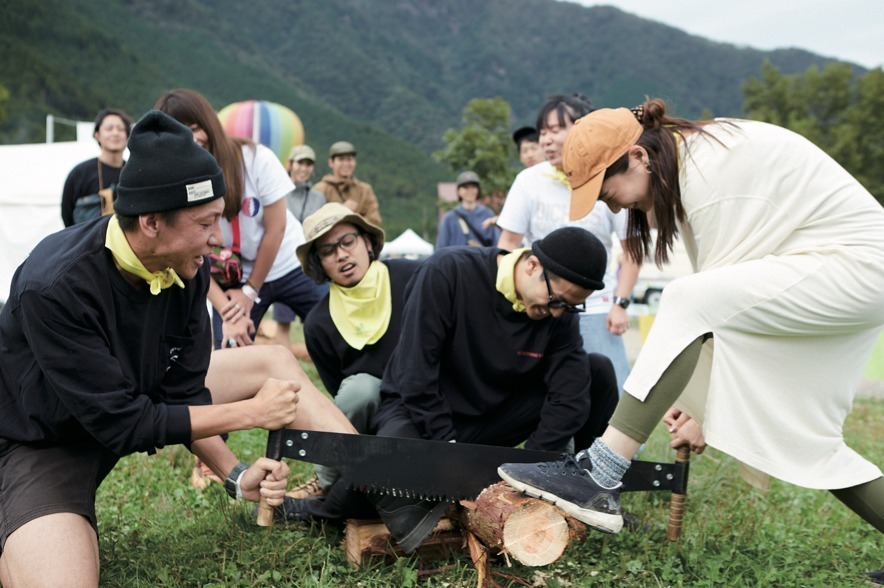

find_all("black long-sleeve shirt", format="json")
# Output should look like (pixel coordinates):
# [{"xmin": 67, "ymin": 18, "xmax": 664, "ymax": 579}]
[
  {"xmin": 304, "ymin": 259, "xmax": 420, "ymax": 395},
  {"xmin": 375, "ymin": 246, "xmax": 591, "ymax": 450},
  {"xmin": 60, "ymin": 157, "xmax": 123, "ymax": 227},
  {"xmin": 0, "ymin": 217, "xmax": 213, "ymax": 455}
]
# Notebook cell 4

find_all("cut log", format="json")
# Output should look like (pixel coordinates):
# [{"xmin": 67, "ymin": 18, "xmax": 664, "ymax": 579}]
[
  {"xmin": 461, "ymin": 483, "xmax": 585, "ymax": 567},
  {"xmin": 343, "ymin": 517, "xmax": 463, "ymax": 567}
]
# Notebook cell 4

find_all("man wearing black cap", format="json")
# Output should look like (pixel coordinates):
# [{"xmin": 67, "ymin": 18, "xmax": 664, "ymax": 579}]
[
  {"xmin": 280, "ymin": 226, "xmax": 619, "ymax": 554},
  {"xmin": 0, "ymin": 111, "xmax": 304, "ymax": 585}
]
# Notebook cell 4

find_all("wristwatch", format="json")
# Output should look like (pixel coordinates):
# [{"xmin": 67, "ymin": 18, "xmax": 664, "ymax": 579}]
[
  {"xmin": 224, "ymin": 462, "xmax": 249, "ymax": 500},
  {"xmin": 612, "ymin": 296, "xmax": 631, "ymax": 309}
]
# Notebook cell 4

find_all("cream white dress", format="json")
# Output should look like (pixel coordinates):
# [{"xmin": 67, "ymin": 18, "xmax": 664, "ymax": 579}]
[{"xmin": 624, "ymin": 120, "xmax": 884, "ymax": 490}]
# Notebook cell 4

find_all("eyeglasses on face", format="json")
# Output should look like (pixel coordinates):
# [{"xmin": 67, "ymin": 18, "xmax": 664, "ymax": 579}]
[
  {"xmin": 316, "ymin": 232, "xmax": 361, "ymax": 259},
  {"xmin": 543, "ymin": 272, "xmax": 585, "ymax": 314}
]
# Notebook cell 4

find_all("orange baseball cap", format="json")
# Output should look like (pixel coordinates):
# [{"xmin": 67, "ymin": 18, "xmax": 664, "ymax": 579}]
[{"xmin": 563, "ymin": 108, "xmax": 643, "ymax": 220}]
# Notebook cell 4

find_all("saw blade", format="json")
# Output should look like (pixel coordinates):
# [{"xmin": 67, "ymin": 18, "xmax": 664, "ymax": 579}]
[
  {"xmin": 270, "ymin": 430, "xmax": 686, "ymax": 501},
  {"xmin": 277, "ymin": 430, "xmax": 561, "ymax": 501}
]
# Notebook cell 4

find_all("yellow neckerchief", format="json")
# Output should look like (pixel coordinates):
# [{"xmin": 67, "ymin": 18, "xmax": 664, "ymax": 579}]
[
  {"xmin": 495, "ymin": 248, "xmax": 530, "ymax": 313},
  {"xmin": 105, "ymin": 215, "xmax": 184, "ymax": 295},
  {"xmin": 542, "ymin": 165, "xmax": 571, "ymax": 189},
  {"xmin": 328, "ymin": 260, "xmax": 391, "ymax": 350}
]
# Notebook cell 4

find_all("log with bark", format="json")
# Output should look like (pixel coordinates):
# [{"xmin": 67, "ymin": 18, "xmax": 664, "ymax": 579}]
[{"xmin": 460, "ymin": 482, "xmax": 586, "ymax": 567}]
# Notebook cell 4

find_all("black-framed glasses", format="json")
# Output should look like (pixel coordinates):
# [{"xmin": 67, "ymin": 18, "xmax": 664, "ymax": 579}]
[
  {"xmin": 315, "ymin": 232, "xmax": 361, "ymax": 259},
  {"xmin": 543, "ymin": 272, "xmax": 585, "ymax": 314}
]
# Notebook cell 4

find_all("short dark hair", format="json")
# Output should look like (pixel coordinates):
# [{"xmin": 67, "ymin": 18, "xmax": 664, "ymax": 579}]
[
  {"xmin": 535, "ymin": 93, "xmax": 594, "ymax": 131},
  {"xmin": 116, "ymin": 209, "xmax": 182, "ymax": 233},
  {"xmin": 512, "ymin": 126, "xmax": 539, "ymax": 149},
  {"xmin": 304, "ymin": 228, "xmax": 381, "ymax": 284},
  {"xmin": 94, "ymin": 108, "xmax": 133, "ymax": 138}
]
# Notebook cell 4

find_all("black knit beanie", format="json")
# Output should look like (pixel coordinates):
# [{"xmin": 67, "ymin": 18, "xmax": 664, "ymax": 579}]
[
  {"xmin": 115, "ymin": 110, "xmax": 226, "ymax": 215},
  {"xmin": 531, "ymin": 226, "xmax": 607, "ymax": 290}
]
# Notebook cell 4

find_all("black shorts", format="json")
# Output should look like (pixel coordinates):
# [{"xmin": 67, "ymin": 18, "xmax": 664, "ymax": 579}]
[{"xmin": 0, "ymin": 437, "xmax": 118, "ymax": 555}]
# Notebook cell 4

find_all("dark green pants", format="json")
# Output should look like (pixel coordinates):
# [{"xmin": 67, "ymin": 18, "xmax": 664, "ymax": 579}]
[{"xmin": 609, "ymin": 335, "xmax": 883, "ymax": 533}]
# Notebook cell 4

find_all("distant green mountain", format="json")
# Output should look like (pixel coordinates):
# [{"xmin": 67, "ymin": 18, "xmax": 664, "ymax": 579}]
[{"xmin": 0, "ymin": 0, "xmax": 857, "ymax": 237}]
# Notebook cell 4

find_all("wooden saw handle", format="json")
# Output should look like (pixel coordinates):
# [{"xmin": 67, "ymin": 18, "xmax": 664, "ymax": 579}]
[
  {"xmin": 666, "ymin": 445, "xmax": 691, "ymax": 541},
  {"xmin": 257, "ymin": 429, "xmax": 285, "ymax": 527}
]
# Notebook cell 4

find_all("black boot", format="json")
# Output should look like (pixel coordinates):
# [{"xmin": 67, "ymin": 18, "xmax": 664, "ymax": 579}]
[
  {"xmin": 270, "ymin": 480, "xmax": 375, "ymax": 524},
  {"xmin": 866, "ymin": 570, "xmax": 884, "ymax": 585},
  {"xmin": 373, "ymin": 495, "xmax": 450, "ymax": 554}
]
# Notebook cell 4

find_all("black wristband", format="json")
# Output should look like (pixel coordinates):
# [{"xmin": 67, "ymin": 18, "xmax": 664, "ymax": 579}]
[
  {"xmin": 224, "ymin": 462, "xmax": 249, "ymax": 500},
  {"xmin": 612, "ymin": 296, "xmax": 631, "ymax": 309}
]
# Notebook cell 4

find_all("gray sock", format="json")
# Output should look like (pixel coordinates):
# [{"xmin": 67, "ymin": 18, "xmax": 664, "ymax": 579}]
[{"xmin": 576, "ymin": 439, "xmax": 630, "ymax": 488}]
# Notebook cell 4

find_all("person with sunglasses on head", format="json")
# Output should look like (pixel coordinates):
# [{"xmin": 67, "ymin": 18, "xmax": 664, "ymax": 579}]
[
  {"xmin": 498, "ymin": 100, "xmax": 884, "ymax": 574},
  {"xmin": 276, "ymin": 226, "xmax": 620, "ymax": 554},
  {"xmin": 279, "ymin": 203, "xmax": 421, "ymax": 500}
]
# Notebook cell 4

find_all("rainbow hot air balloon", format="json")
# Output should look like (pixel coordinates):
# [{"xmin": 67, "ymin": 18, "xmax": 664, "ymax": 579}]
[{"xmin": 217, "ymin": 100, "xmax": 305, "ymax": 165}]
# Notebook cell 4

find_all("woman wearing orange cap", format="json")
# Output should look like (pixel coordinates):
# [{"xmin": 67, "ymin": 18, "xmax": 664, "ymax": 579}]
[{"xmin": 499, "ymin": 99, "xmax": 884, "ymax": 548}]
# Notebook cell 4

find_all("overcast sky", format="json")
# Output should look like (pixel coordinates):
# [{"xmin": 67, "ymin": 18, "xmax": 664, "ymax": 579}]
[{"xmin": 564, "ymin": 1, "xmax": 882, "ymax": 69}]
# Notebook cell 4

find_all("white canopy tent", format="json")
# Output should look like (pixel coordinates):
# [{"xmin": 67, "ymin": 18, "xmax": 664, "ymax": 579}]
[
  {"xmin": 381, "ymin": 228, "xmax": 434, "ymax": 260},
  {"xmin": 0, "ymin": 138, "xmax": 98, "ymax": 302}
]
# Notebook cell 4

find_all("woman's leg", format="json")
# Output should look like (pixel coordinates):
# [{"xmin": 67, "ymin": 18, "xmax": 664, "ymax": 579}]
[
  {"xmin": 602, "ymin": 334, "xmax": 706, "ymax": 460},
  {"xmin": 498, "ymin": 335, "xmax": 708, "ymax": 532},
  {"xmin": 830, "ymin": 477, "xmax": 884, "ymax": 532}
]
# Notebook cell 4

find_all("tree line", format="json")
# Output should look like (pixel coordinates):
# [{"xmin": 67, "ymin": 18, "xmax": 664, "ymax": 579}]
[{"xmin": 435, "ymin": 63, "xmax": 883, "ymax": 209}]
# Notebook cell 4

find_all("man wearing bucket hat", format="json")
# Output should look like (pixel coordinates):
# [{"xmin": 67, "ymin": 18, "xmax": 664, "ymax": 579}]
[
  {"xmin": 312, "ymin": 141, "xmax": 382, "ymax": 226},
  {"xmin": 436, "ymin": 170, "xmax": 500, "ymax": 249},
  {"xmin": 278, "ymin": 203, "xmax": 421, "ymax": 500},
  {"xmin": 278, "ymin": 226, "xmax": 620, "ymax": 554},
  {"xmin": 0, "ymin": 110, "xmax": 307, "ymax": 585}
]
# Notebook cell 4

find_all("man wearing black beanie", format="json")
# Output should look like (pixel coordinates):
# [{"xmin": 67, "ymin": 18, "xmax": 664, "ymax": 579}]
[
  {"xmin": 0, "ymin": 110, "xmax": 352, "ymax": 585},
  {"xmin": 281, "ymin": 226, "xmax": 619, "ymax": 554}
]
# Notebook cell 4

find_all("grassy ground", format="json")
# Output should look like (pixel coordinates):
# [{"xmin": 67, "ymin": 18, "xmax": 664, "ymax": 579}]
[{"xmin": 94, "ymin": 326, "xmax": 884, "ymax": 587}]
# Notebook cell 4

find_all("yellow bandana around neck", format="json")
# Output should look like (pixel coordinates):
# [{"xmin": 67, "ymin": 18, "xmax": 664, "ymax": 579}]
[
  {"xmin": 105, "ymin": 215, "xmax": 185, "ymax": 295},
  {"xmin": 328, "ymin": 260, "xmax": 392, "ymax": 350},
  {"xmin": 543, "ymin": 166, "xmax": 572, "ymax": 189},
  {"xmin": 495, "ymin": 248, "xmax": 530, "ymax": 313}
]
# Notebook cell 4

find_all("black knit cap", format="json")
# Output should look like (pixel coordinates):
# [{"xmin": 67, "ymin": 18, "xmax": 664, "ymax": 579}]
[
  {"xmin": 115, "ymin": 110, "xmax": 226, "ymax": 215},
  {"xmin": 531, "ymin": 226, "xmax": 607, "ymax": 291}
]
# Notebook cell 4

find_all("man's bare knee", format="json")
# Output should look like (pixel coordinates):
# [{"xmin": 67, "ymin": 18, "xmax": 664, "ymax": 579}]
[{"xmin": 1, "ymin": 513, "xmax": 99, "ymax": 587}]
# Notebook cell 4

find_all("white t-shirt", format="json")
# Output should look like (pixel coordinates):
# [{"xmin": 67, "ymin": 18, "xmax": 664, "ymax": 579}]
[
  {"xmin": 497, "ymin": 161, "xmax": 627, "ymax": 313},
  {"xmin": 218, "ymin": 144, "xmax": 302, "ymax": 282}
]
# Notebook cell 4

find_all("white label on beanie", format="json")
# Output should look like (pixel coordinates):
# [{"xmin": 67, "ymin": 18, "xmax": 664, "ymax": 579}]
[{"xmin": 186, "ymin": 180, "xmax": 215, "ymax": 202}]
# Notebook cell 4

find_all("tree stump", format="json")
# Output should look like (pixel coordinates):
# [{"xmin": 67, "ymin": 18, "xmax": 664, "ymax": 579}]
[{"xmin": 461, "ymin": 482, "xmax": 585, "ymax": 567}]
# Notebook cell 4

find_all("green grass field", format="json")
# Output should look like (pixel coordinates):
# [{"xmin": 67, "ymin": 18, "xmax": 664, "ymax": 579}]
[{"xmin": 92, "ymin": 322, "xmax": 884, "ymax": 587}]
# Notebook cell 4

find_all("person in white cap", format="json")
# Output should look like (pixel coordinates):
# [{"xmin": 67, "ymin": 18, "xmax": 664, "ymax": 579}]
[
  {"xmin": 271, "ymin": 144, "xmax": 329, "ymax": 347},
  {"xmin": 436, "ymin": 170, "xmax": 500, "ymax": 249}
]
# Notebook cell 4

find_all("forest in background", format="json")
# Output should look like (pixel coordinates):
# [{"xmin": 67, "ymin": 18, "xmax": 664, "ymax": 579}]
[{"xmin": 0, "ymin": 0, "xmax": 873, "ymax": 236}]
